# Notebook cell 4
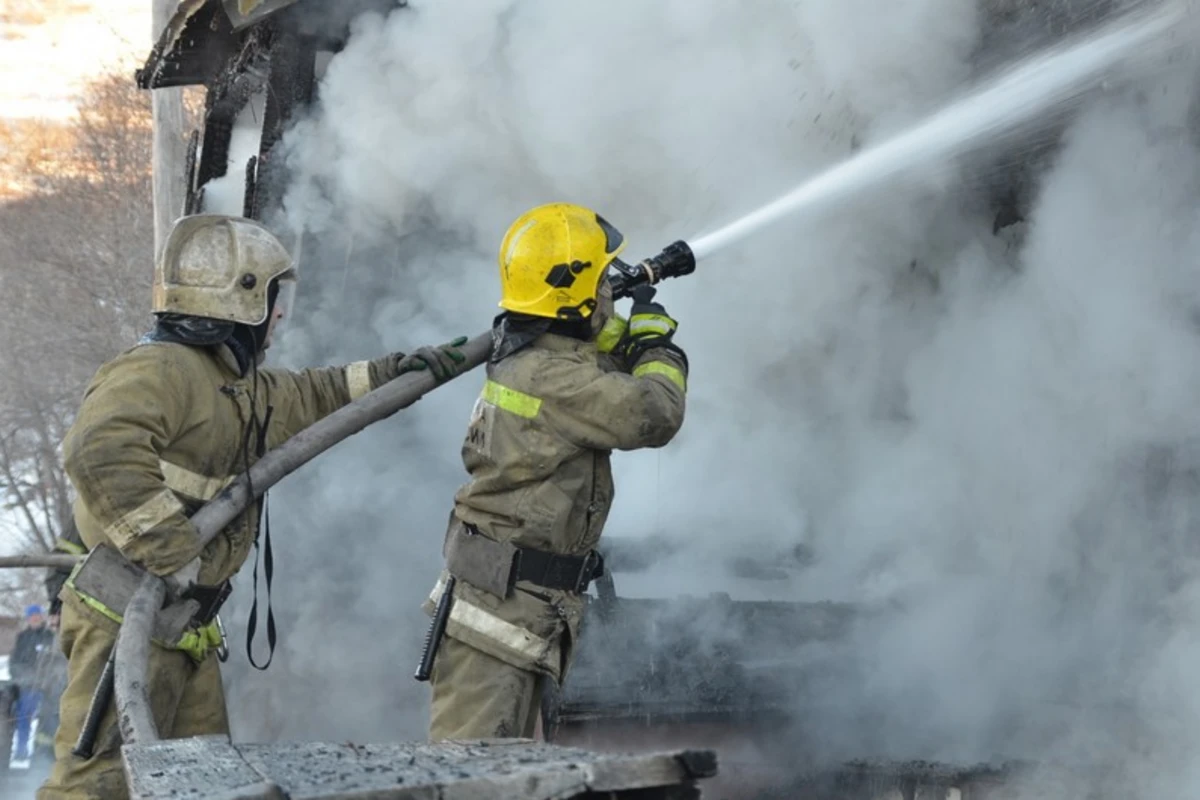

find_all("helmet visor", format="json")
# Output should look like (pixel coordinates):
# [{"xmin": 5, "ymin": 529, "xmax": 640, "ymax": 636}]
[
  {"xmin": 268, "ymin": 270, "xmax": 298, "ymax": 344},
  {"xmin": 595, "ymin": 214, "xmax": 624, "ymax": 255}
]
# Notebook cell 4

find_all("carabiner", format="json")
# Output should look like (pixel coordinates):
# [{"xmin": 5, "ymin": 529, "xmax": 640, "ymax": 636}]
[{"xmin": 215, "ymin": 614, "xmax": 229, "ymax": 663}]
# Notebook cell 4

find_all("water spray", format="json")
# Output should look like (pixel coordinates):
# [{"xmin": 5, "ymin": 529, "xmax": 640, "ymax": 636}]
[{"xmin": 618, "ymin": 0, "xmax": 1191, "ymax": 294}]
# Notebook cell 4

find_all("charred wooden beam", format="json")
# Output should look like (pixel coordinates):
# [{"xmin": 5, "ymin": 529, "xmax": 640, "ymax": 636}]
[{"xmin": 122, "ymin": 738, "xmax": 718, "ymax": 799}]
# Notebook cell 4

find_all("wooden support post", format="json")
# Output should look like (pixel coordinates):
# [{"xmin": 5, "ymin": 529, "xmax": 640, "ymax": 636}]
[{"xmin": 152, "ymin": 0, "xmax": 188, "ymax": 260}]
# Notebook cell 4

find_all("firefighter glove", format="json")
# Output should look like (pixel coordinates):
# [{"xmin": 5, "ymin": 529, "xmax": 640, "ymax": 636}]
[
  {"xmin": 397, "ymin": 336, "xmax": 469, "ymax": 382},
  {"xmin": 163, "ymin": 557, "xmax": 201, "ymax": 604},
  {"xmin": 621, "ymin": 286, "xmax": 680, "ymax": 363}
]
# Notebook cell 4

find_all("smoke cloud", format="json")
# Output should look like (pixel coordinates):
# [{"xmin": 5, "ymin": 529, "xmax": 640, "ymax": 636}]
[{"xmin": 213, "ymin": 0, "xmax": 1200, "ymax": 794}]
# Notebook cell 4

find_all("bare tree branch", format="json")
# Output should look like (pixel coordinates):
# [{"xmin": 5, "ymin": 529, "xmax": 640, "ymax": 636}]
[{"xmin": 0, "ymin": 73, "xmax": 158, "ymax": 609}]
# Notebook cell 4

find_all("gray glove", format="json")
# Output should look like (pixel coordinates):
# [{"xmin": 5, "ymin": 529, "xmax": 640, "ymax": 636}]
[
  {"xmin": 163, "ymin": 557, "xmax": 201, "ymax": 604},
  {"xmin": 397, "ymin": 336, "xmax": 468, "ymax": 382}
]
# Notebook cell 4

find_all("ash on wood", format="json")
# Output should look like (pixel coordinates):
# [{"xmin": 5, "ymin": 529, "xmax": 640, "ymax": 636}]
[{"xmin": 122, "ymin": 736, "xmax": 717, "ymax": 800}]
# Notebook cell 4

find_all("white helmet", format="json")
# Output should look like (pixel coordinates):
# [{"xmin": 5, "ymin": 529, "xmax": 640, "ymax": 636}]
[{"xmin": 152, "ymin": 214, "xmax": 295, "ymax": 325}]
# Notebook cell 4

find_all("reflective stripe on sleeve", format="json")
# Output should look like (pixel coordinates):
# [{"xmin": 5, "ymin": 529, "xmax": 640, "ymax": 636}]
[
  {"xmin": 104, "ymin": 489, "xmax": 185, "ymax": 549},
  {"xmin": 628, "ymin": 314, "xmax": 675, "ymax": 337},
  {"xmin": 159, "ymin": 460, "xmax": 232, "ymax": 501},
  {"xmin": 632, "ymin": 360, "xmax": 687, "ymax": 392},
  {"xmin": 346, "ymin": 360, "xmax": 372, "ymax": 400}
]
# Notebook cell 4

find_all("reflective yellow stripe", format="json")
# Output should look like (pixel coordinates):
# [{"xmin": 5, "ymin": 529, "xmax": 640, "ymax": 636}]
[
  {"xmin": 105, "ymin": 489, "xmax": 185, "ymax": 549},
  {"xmin": 346, "ymin": 360, "xmax": 371, "ymax": 400},
  {"xmin": 66, "ymin": 567, "xmax": 222, "ymax": 662},
  {"xmin": 633, "ymin": 360, "xmax": 687, "ymax": 392},
  {"xmin": 160, "ymin": 460, "xmax": 232, "ymax": 501},
  {"xmin": 75, "ymin": 592, "xmax": 123, "ymax": 625},
  {"xmin": 66, "ymin": 568, "xmax": 124, "ymax": 626},
  {"xmin": 629, "ymin": 314, "xmax": 676, "ymax": 337},
  {"xmin": 54, "ymin": 537, "xmax": 86, "ymax": 556},
  {"xmin": 449, "ymin": 598, "xmax": 551, "ymax": 663},
  {"xmin": 429, "ymin": 579, "xmax": 554, "ymax": 664},
  {"xmin": 596, "ymin": 315, "xmax": 628, "ymax": 354},
  {"xmin": 482, "ymin": 380, "xmax": 542, "ymax": 419}
]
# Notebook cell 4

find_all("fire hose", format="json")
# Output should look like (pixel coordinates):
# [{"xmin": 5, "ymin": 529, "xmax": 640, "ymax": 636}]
[{"xmin": 0, "ymin": 239, "xmax": 697, "ymax": 751}]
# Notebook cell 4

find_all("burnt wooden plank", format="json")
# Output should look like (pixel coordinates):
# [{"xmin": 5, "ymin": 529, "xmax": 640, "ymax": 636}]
[
  {"xmin": 125, "ymin": 738, "xmax": 715, "ymax": 799},
  {"xmin": 124, "ymin": 735, "xmax": 268, "ymax": 799}
]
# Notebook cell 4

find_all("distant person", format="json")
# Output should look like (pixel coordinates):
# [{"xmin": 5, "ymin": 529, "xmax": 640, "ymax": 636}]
[
  {"xmin": 32, "ymin": 612, "xmax": 67, "ymax": 764},
  {"xmin": 11, "ymin": 604, "xmax": 54, "ymax": 764},
  {"xmin": 421, "ymin": 203, "xmax": 689, "ymax": 740},
  {"xmin": 39, "ymin": 214, "xmax": 468, "ymax": 800}
]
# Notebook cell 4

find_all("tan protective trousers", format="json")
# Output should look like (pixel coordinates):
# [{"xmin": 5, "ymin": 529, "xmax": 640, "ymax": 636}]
[
  {"xmin": 429, "ymin": 635, "xmax": 545, "ymax": 741},
  {"xmin": 37, "ymin": 593, "xmax": 228, "ymax": 800}
]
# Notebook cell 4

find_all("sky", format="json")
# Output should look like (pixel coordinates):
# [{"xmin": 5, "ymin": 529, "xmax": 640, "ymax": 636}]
[{"xmin": 0, "ymin": 1, "xmax": 148, "ymax": 121}]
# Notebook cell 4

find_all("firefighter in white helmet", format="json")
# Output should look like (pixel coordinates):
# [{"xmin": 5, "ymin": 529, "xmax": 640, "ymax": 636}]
[
  {"xmin": 40, "ymin": 214, "xmax": 466, "ymax": 800},
  {"xmin": 422, "ymin": 203, "xmax": 688, "ymax": 740}
]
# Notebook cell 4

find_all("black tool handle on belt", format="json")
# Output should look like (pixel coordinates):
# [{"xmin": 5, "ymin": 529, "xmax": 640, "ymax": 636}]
[
  {"xmin": 414, "ymin": 575, "xmax": 455, "ymax": 683},
  {"xmin": 73, "ymin": 647, "xmax": 116, "ymax": 758}
]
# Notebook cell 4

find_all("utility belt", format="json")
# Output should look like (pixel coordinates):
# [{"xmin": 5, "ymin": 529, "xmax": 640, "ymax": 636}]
[
  {"xmin": 443, "ymin": 517, "xmax": 604, "ymax": 598},
  {"xmin": 65, "ymin": 544, "xmax": 230, "ymax": 663}
]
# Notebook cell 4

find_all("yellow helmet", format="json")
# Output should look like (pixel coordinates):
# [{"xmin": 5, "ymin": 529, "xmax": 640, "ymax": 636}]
[
  {"xmin": 153, "ymin": 214, "xmax": 295, "ymax": 326},
  {"xmin": 498, "ymin": 203, "xmax": 626, "ymax": 320}
]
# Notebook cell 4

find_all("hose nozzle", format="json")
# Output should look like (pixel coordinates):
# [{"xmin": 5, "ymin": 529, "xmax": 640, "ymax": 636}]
[{"xmin": 608, "ymin": 240, "xmax": 696, "ymax": 300}]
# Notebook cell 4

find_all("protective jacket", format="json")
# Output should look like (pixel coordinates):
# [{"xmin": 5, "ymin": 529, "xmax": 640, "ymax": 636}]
[
  {"xmin": 40, "ymin": 339, "xmax": 408, "ymax": 800},
  {"xmin": 427, "ymin": 331, "xmax": 686, "ymax": 681},
  {"xmin": 62, "ymin": 341, "xmax": 404, "ymax": 585}
]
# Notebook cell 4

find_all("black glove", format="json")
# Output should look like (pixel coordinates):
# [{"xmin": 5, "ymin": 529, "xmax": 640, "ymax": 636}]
[
  {"xmin": 397, "ymin": 336, "xmax": 469, "ymax": 381},
  {"xmin": 620, "ymin": 286, "xmax": 682, "ymax": 365}
]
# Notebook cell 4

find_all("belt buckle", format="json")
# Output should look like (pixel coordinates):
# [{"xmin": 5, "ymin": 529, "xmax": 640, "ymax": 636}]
[{"xmin": 572, "ymin": 550, "xmax": 601, "ymax": 594}]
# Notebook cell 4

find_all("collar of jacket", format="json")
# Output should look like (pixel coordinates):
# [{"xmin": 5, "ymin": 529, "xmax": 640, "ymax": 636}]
[
  {"xmin": 211, "ymin": 342, "xmax": 264, "ymax": 379},
  {"xmin": 211, "ymin": 344, "xmax": 245, "ymax": 378},
  {"xmin": 141, "ymin": 315, "xmax": 263, "ymax": 378},
  {"xmin": 533, "ymin": 331, "xmax": 598, "ymax": 354},
  {"xmin": 217, "ymin": 325, "xmax": 269, "ymax": 378}
]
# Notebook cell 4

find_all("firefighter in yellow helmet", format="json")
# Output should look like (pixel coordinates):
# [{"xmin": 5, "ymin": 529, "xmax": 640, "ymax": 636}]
[
  {"xmin": 39, "ymin": 214, "xmax": 467, "ymax": 800},
  {"xmin": 422, "ymin": 203, "xmax": 688, "ymax": 740}
]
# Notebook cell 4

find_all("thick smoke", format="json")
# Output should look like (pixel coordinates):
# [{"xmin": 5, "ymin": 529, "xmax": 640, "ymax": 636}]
[
  {"xmin": 201, "ymin": 95, "xmax": 267, "ymax": 217},
  {"xmin": 214, "ymin": 0, "xmax": 1200, "ymax": 794}
]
